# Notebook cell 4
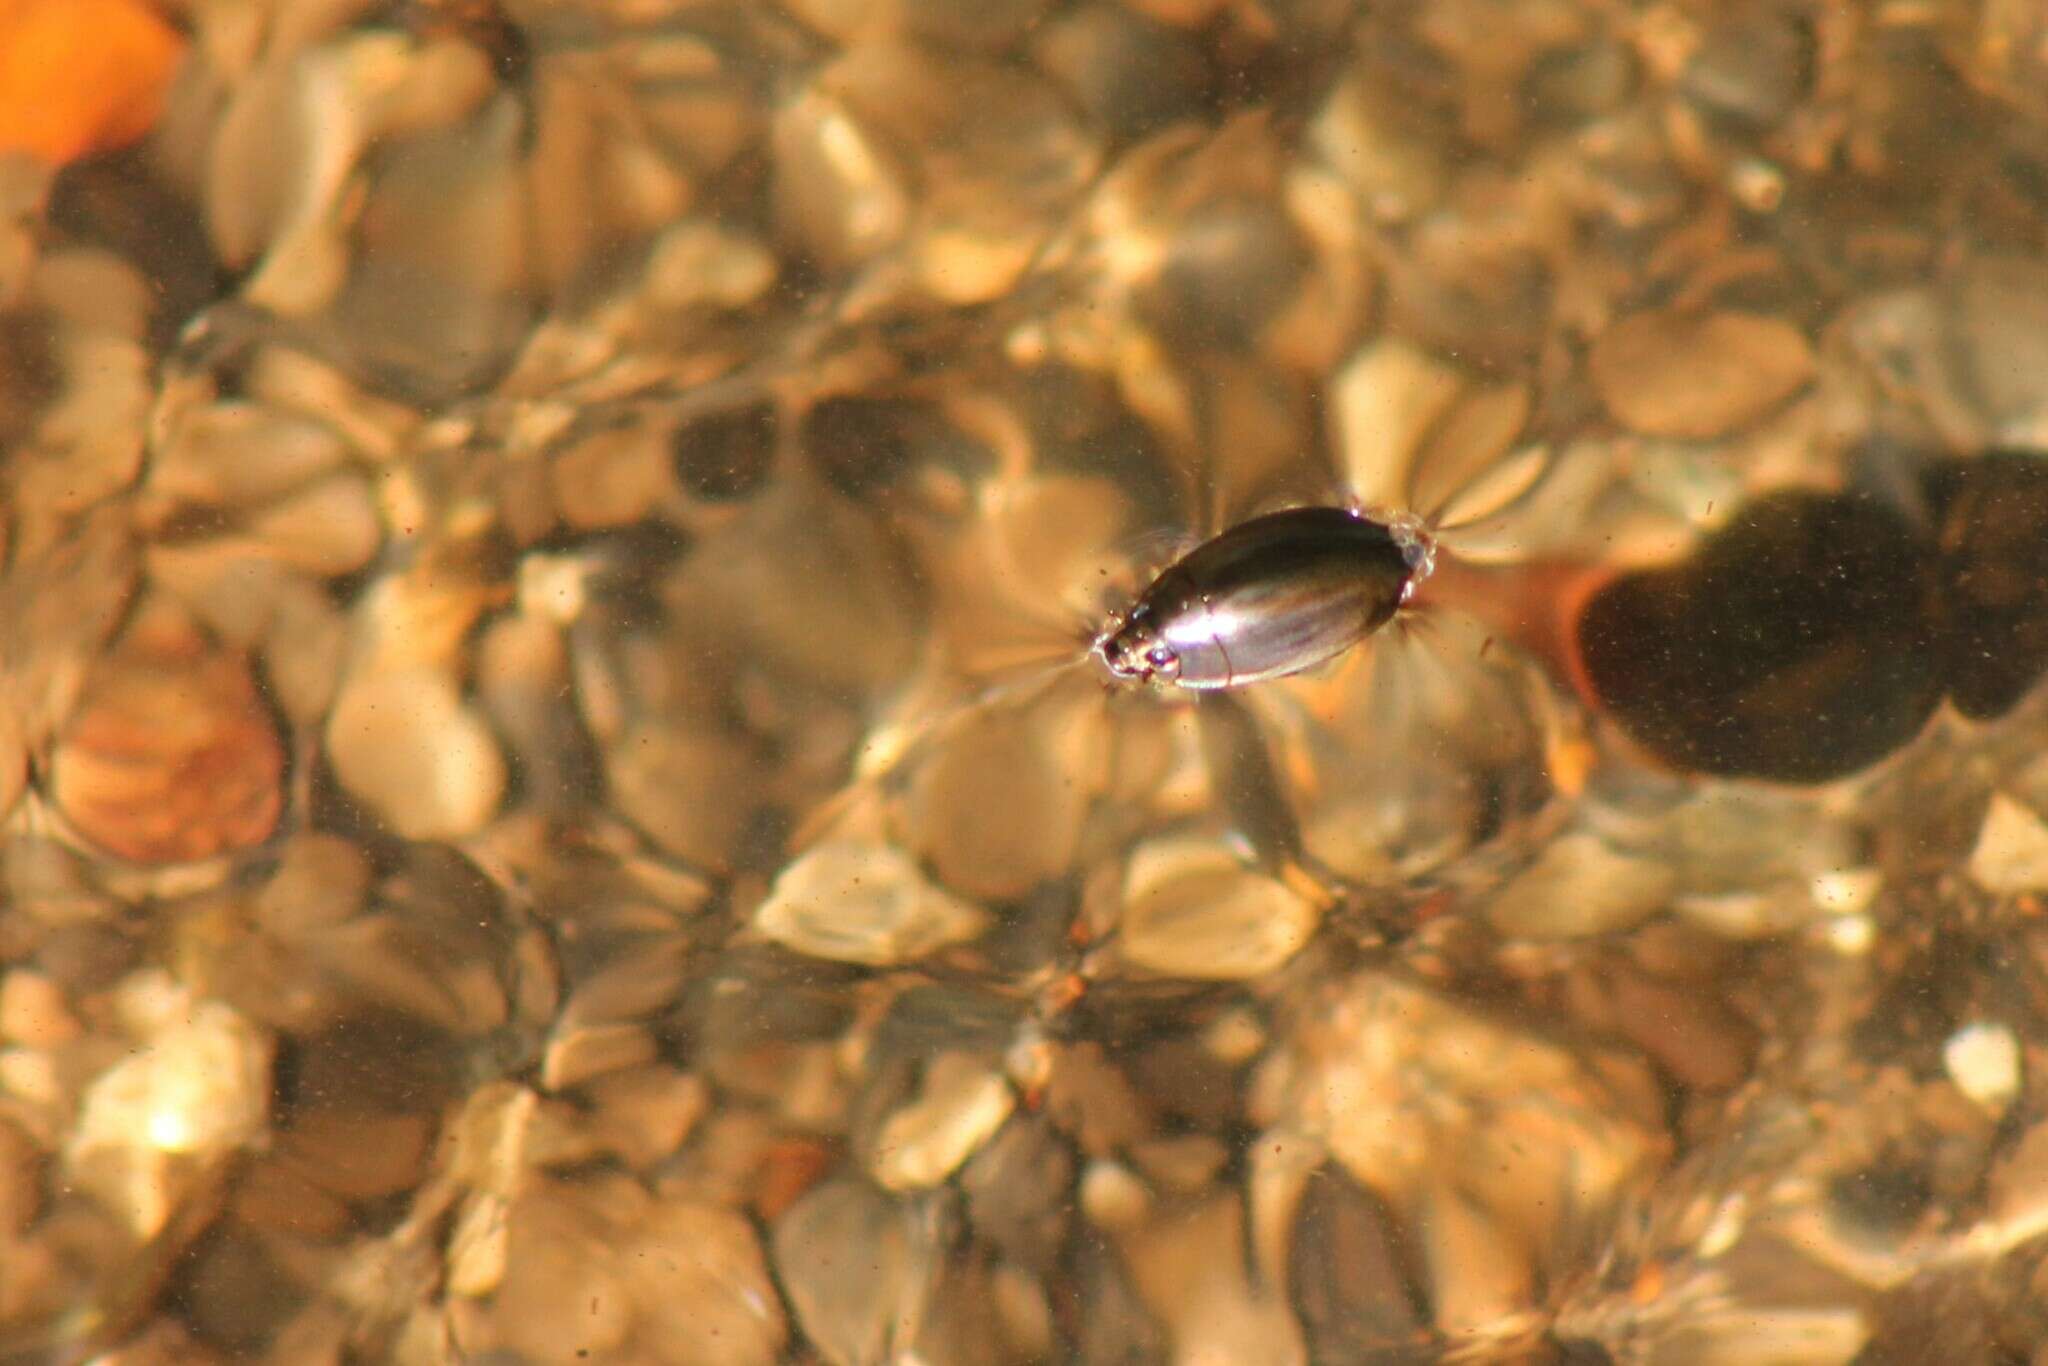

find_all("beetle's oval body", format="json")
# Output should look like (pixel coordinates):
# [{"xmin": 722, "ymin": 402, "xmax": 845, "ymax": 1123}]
[{"xmin": 1095, "ymin": 506, "xmax": 1433, "ymax": 689}]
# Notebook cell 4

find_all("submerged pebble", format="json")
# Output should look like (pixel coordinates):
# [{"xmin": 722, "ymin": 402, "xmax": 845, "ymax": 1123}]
[
  {"xmin": 50, "ymin": 611, "xmax": 283, "ymax": 865},
  {"xmin": 7, "ymin": 2, "xmax": 2048, "ymax": 1360},
  {"xmin": 755, "ymin": 841, "xmax": 987, "ymax": 966}
]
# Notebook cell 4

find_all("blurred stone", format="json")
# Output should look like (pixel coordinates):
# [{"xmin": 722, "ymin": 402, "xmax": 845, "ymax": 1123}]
[
  {"xmin": 869, "ymin": 1052, "xmax": 1014, "ymax": 1191},
  {"xmin": 772, "ymin": 41, "xmax": 1098, "ymax": 302},
  {"xmin": 671, "ymin": 400, "xmax": 778, "ymax": 503},
  {"xmin": 147, "ymin": 400, "xmax": 350, "ymax": 508},
  {"xmin": 1681, "ymin": 8, "xmax": 1812, "ymax": 131},
  {"xmin": 0, "ymin": 1115, "xmax": 40, "ymax": 1235},
  {"xmin": 642, "ymin": 220, "xmax": 777, "ymax": 312},
  {"xmin": 1311, "ymin": 71, "xmax": 1453, "ymax": 222},
  {"xmin": 1031, "ymin": 5, "xmax": 1211, "ymax": 142},
  {"xmin": 325, "ymin": 666, "xmax": 507, "ymax": 841},
  {"xmin": 254, "ymin": 833, "xmax": 371, "ymax": 938},
  {"xmin": 755, "ymin": 841, "xmax": 987, "ymax": 966},
  {"xmin": 1257, "ymin": 973, "xmax": 1666, "ymax": 1309},
  {"xmin": 0, "ymin": 968, "xmax": 78, "ymax": 1048},
  {"xmin": 1128, "ymin": 1133, "xmax": 1228, "ymax": 1193},
  {"xmin": 1952, "ymin": 258, "xmax": 2048, "ymax": 443},
  {"xmin": 245, "ymin": 469, "xmax": 382, "ymax": 576},
  {"xmin": 1120, "ymin": 837, "xmax": 1318, "ymax": 980},
  {"xmin": 906, "ymin": 702, "xmax": 1089, "ymax": 902},
  {"xmin": 668, "ymin": 480, "xmax": 922, "ymax": 692},
  {"xmin": 470, "ymin": 1175, "xmax": 787, "ymax": 1364},
  {"xmin": 961, "ymin": 1116, "xmax": 1073, "ymax": 1271},
  {"xmin": 1118, "ymin": 1195, "xmax": 1305, "ymax": 1366},
  {"xmin": 771, "ymin": 80, "xmax": 911, "ymax": 273},
  {"xmin": 1590, "ymin": 309, "xmax": 1814, "ymax": 439},
  {"xmin": 1943, "ymin": 1021, "xmax": 2022, "ymax": 1118},
  {"xmin": 1487, "ymin": 832, "xmax": 1673, "ymax": 940},
  {"xmin": 540, "ymin": 1021, "xmax": 657, "ymax": 1093},
  {"xmin": 579, "ymin": 1066, "xmax": 707, "ymax": 1172},
  {"xmin": 66, "ymin": 993, "xmax": 272, "ymax": 1238},
  {"xmin": 606, "ymin": 721, "xmax": 758, "ymax": 872},
  {"xmin": 1415, "ymin": 1181, "xmax": 1532, "ymax": 1337},
  {"xmin": 49, "ymin": 610, "xmax": 283, "ymax": 865},
  {"xmin": 774, "ymin": 1178, "xmax": 925, "ymax": 1366},
  {"xmin": 1284, "ymin": 1163, "xmax": 1424, "ymax": 1357},
  {"xmin": 1969, "ymin": 794, "xmax": 2048, "ymax": 895},
  {"xmin": 0, "ymin": 694, "xmax": 24, "ymax": 824}
]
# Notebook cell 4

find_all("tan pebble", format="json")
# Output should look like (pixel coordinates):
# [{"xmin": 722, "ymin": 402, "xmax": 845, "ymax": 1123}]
[
  {"xmin": 870, "ymin": 1052, "xmax": 1016, "ymax": 1191},
  {"xmin": 66, "ymin": 999, "xmax": 273, "ymax": 1237},
  {"xmin": 1986, "ymin": 1120, "xmax": 2048, "ymax": 1230},
  {"xmin": 1600, "ymin": 967, "xmax": 1751, "ymax": 1091},
  {"xmin": 1590, "ymin": 308, "xmax": 1814, "ymax": 439},
  {"xmin": 1416, "ymin": 1182, "xmax": 1533, "ymax": 1338},
  {"xmin": 0, "ymin": 1047, "xmax": 62, "ymax": 1109},
  {"xmin": 606, "ymin": 721, "xmax": 757, "ymax": 871},
  {"xmin": 540, "ymin": 1022, "xmax": 657, "ymax": 1093},
  {"xmin": 773, "ymin": 1178, "xmax": 916, "ymax": 1366},
  {"xmin": 0, "ymin": 697, "xmax": 26, "ymax": 823},
  {"xmin": 49, "ymin": 618, "xmax": 284, "ymax": 865},
  {"xmin": 1203, "ymin": 1008, "xmax": 1268, "ymax": 1065},
  {"xmin": 1487, "ymin": 833, "xmax": 1674, "ymax": 940},
  {"xmin": 140, "ymin": 539, "xmax": 294, "ymax": 647},
  {"xmin": 244, "ymin": 347, "xmax": 419, "ymax": 464},
  {"xmin": 449, "ymin": 1082, "xmax": 540, "ymax": 1199},
  {"xmin": 643, "ymin": 221, "xmax": 778, "ymax": 310},
  {"xmin": 279, "ymin": 1107, "xmax": 434, "ymax": 1202},
  {"xmin": 1120, "ymin": 837, "xmax": 1318, "ymax": 980},
  {"xmin": 446, "ymin": 1191, "xmax": 510, "ymax": 1300},
  {"xmin": 580, "ymin": 1067, "xmax": 708, "ymax": 1171},
  {"xmin": 1310, "ymin": 73, "xmax": 1451, "ymax": 222},
  {"xmin": 246, "ymin": 471, "xmax": 382, "ymax": 576},
  {"xmin": 1954, "ymin": 256, "xmax": 2048, "ymax": 433},
  {"xmin": 229, "ymin": 1156, "xmax": 353, "ymax": 1240},
  {"xmin": 0, "ymin": 1115, "xmax": 40, "ymax": 1234},
  {"xmin": 1118, "ymin": 1195, "xmax": 1306, "ymax": 1366},
  {"xmin": 255, "ymin": 833, "xmax": 372, "ymax": 937},
  {"xmin": 1331, "ymin": 336, "xmax": 1466, "ymax": 504},
  {"xmin": 672, "ymin": 482, "xmax": 922, "ymax": 691},
  {"xmin": 549, "ymin": 423, "xmax": 671, "ymax": 529},
  {"xmin": 1044, "ymin": 1042, "xmax": 1154, "ymax": 1156},
  {"xmin": 1263, "ymin": 975, "xmax": 1665, "ymax": 1260},
  {"xmin": 1944, "ymin": 1021, "xmax": 2022, "ymax": 1117},
  {"xmin": 261, "ymin": 575, "xmax": 349, "ymax": 724},
  {"xmin": 907, "ymin": 706, "xmax": 1087, "ymax": 902},
  {"xmin": 1969, "ymin": 794, "xmax": 2048, "ymax": 895},
  {"xmin": 0, "ymin": 970, "xmax": 79, "ymax": 1048},
  {"xmin": 631, "ymin": 1199, "xmax": 788, "ymax": 1363},
  {"xmin": 150, "ymin": 402, "xmax": 350, "ymax": 507},
  {"xmin": 772, "ymin": 85, "xmax": 911, "ymax": 271},
  {"xmin": 1129, "ymin": 1133, "xmax": 1230, "ymax": 1193},
  {"xmin": 756, "ymin": 840, "xmax": 987, "ymax": 966},
  {"xmin": 325, "ymin": 667, "xmax": 506, "ymax": 841},
  {"xmin": 1080, "ymin": 1159, "xmax": 1151, "ymax": 1229},
  {"xmin": 487, "ymin": 1184, "xmax": 636, "ymax": 1358},
  {"xmin": 989, "ymin": 1262, "xmax": 1057, "ymax": 1361}
]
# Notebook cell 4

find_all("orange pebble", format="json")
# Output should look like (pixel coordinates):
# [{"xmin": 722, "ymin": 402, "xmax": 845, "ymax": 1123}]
[{"xmin": 0, "ymin": 0, "xmax": 185, "ymax": 165}]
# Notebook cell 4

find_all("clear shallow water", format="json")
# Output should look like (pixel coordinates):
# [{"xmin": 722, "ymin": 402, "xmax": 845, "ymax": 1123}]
[{"xmin": 4, "ymin": 2, "xmax": 2048, "ymax": 1361}]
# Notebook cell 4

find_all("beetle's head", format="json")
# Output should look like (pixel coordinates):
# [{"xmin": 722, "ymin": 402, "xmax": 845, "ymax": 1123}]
[{"xmin": 1094, "ymin": 611, "xmax": 1181, "ymax": 685}]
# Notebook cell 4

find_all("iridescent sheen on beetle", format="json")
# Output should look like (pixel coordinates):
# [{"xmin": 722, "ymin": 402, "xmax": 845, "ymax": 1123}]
[{"xmin": 1095, "ymin": 506, "xmax": 1436, "ymax": 689}]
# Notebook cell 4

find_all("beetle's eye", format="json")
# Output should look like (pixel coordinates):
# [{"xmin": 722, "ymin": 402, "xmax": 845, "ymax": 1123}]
[{"xmin": 1146, "ymin": 646, "xmax": 1176, "ymax": 668}]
